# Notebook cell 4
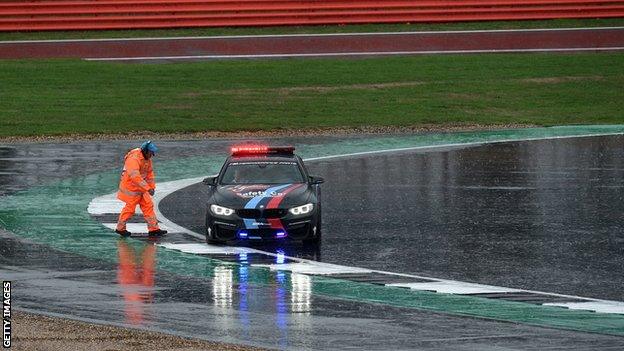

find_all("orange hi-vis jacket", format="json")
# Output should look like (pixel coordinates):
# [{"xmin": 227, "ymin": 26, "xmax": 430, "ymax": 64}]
[{"xmin": 117, "ymin": 148, "xmax": 156, "ymax": 203}]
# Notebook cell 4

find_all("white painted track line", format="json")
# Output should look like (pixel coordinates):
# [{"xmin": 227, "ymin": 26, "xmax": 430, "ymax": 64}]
[
  {"xmin": 84, "ymin": 46, "xmax": 624, "ymax": 61},
  {"xmin": 152, "ymin": 177, "xmax": 205, "ymax": 235},
  {"xmin": 387, "ymin": 281, "xmax": 521, "ymax": 294},
  {"xmin": 259, "ymin": 262, "xmax": 373, "ymax": 275},
  {"xmin": 101, "ymin": 222, "xmax": 174, "ymax": 234},
  {"xmin": 159, "ymin": 242, "xmax": 252, "ymax": 255},
  {"xmin": 87, "ymin": 193, "xmax": 139, "ymax": 215},
  {"xmin": 544, "ymin": 301, "xmax": 624, "ymax": 314}
]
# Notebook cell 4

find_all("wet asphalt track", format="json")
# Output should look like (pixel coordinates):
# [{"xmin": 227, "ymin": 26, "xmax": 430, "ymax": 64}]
[
  {"xmin": 5, "ymin": 230, "xmax": 624, "ymax": 351},
  {"xmin": 2, "ymin": 131, "xmax": 624, "ymax": 350},
  {"xmin": 162, "ymin": 135, "xmax": 624, "ymax": 301}
]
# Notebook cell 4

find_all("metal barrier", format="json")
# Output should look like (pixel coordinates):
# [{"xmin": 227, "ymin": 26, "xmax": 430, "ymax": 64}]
[{"xmin": 1, "ymin": 0, "xmax": 623, "ymax": 31}]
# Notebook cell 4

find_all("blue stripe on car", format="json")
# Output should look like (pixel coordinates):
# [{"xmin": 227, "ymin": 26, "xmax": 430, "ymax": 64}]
[
  {"xmin": 242, "ymin": 184, "xmax": 291, "ymax": 229},
  {"xmin": 244, "ymin": 184, "xmax": 291, "ymax": 209}
]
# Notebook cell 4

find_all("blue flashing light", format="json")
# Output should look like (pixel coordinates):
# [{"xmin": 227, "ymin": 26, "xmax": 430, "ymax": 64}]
[
  {"xmin": 276, "ymin": 270, "xmax": 286, "ymax": 284},
  {"xmin": 238, "ymin": 231, "xmax": 249, "ymax": 239},
  {"xmin": 275, "ymin": 231, "xmax": 287, "ymax": 238},
  {"xmin": 276, "ymin": 252, "xmax": 286, "ymax": 264}
]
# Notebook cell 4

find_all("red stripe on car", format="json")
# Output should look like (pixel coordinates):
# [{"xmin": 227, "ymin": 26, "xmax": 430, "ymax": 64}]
[{"xmin": 266, "ymin": 184, "xmax": 304, "ymax": 229}]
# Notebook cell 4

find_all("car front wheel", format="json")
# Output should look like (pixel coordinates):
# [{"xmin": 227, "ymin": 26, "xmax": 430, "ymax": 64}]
[
  {"xmin": 303, "ymin": 220, "xmax": 322, "ymax": 246},
  {"xmin": 206, "ymin": 226, "xmax": 226, "ymax": 245}
]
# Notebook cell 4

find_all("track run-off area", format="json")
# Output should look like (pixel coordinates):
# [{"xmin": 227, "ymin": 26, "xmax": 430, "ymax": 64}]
[
  {"xmin": 0, "ymin": 27, "xmax": 623, "ymax": 61},
  {"xmin": 2, "ymin": 126, "xmax": 624, "ymax": 350}
]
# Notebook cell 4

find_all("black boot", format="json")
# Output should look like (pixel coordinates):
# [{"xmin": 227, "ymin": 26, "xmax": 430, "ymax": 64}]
[
  {"xmin": 148, "ymin": 229, "xmax": 168, "ymax": 236},
  {"xmin": 115, "ymin": 229, "xmax": 131, "ymax": 237}
]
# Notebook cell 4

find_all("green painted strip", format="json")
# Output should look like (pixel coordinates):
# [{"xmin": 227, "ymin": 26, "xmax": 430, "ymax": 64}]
[
  {"xmin": 132, "ymin": 245, "xmax": 624, "ymax": 336},
  {"xmin": 2, "ymin": 125, "xmax": 624, "ymax": 335},
  {"xmin": 311, "ymin": 277, "xmax": 624, "ymax": 336}
]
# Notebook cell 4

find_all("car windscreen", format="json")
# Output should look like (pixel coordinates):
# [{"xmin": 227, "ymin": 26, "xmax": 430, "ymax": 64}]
[{"xmin": 220, "ymin": 161, "xmax": 306, "ymax": 184}]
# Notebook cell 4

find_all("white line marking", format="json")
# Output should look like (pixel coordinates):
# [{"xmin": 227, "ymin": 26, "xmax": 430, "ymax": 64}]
[
  {"xmin": 87, "ymin": 193, "xmax": 142, "ymax": 215},
  {"xmin": 256, "ymin": 262, "xmax": 373, "ymax": 275},
  {"xmin": 87, "ymin": 130, "xmax": 624, "ymax": 313},
  {"xmin": 387, "ymin": 281, "xmax": 521, "ymax": 294},
  {"xmin": 152, "ymin": 177, "xmax": 206, "ymax": 235},
  {"xmin": 83, "ymin": 46, "xmax": 624, "ymax": 61},
  {"xmin": 159, "ymin": 242, "xmax": 252, "ymax": 255},
  {"xmin": 544, "ymin": 301, "xmax": 624, "ymax": 314},
  {"xmin": 2, "ymin": 26, "xmax": 623, "ymax": 44},
  {"xmin": 101, "ymin": 222, "xmax": 174, "ymax": 234},
  {"xmin": 303, "ymin": 131, "xmax": 624, "ymax": 162}
]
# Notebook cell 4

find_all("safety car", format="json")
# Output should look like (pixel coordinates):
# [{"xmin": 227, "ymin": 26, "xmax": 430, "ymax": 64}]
[{"xmin": 203, "ymin": 145, "xmax": 324, "ymax": 245}]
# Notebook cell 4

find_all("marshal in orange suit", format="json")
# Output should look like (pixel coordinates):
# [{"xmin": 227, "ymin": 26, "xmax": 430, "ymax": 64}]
[{"xmin": 115, "ymin": 141, "xmax": 167, "ymax": 237}]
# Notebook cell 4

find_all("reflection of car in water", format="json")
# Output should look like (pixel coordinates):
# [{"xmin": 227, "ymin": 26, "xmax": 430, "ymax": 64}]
[{"xmin": 204, "ymin": 146, "xmax": 324, "ymax": 245}]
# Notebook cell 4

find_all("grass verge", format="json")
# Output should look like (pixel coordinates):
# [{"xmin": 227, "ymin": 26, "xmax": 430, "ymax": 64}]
[
  {"xmin": 0, "ymin": 52, "xmax": 623, "ymax": 138},
  {"xmin": 0, "ymin": 18, "xmax": 623, "ymax": 41}
]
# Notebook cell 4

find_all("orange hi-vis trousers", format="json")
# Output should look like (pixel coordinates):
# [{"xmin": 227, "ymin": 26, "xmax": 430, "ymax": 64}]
[{"xmin": 116, "ymin": 192, "xmax": 160, "ymax": 232}]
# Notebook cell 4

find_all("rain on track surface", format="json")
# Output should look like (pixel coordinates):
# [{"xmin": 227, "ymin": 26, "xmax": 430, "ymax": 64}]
[
  {"xmin": 2, "ymin": 130, "xmax": 624, "ymax": 350},
  {"xmin": 162, "ymin": 135, "xmax": 624, "ymax": 302},
  {"xmin": 5, "ymin": 229, "xmax": 624, "ymax": 350},
  {"xmin": 1, "ymin": 27, "xmax": 623, "ymax": 60}
]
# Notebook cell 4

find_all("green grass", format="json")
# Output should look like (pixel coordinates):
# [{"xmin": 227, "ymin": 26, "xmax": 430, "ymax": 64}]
[
  {"xmin": 1, "ymin": 52, "xmax": 623, "ymax": 137},
  {"xmin": 1, "ymin": 18, "xmax": 623, "ymax": 41}
]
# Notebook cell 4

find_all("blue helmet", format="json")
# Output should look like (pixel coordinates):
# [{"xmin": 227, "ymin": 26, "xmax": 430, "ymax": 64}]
[{"xmin": 140, "ymin": 140, "xmax": 158, "ymax": 154}]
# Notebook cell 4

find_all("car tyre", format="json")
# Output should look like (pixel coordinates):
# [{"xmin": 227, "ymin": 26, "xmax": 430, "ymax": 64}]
[
  {"xmin": 207, "ymin": 237, "xmax": 226, "ymax": 245},
  {"xmin": 303, "ymin": 236, "xmax": 321, "ymax": 246},
  {"xmin": 303, "ymin": 221, "xmax": 322, "ymax": 246},
  {"xmin": 206, "ymin": 227, "xmax": 226, "ymax": 245}
]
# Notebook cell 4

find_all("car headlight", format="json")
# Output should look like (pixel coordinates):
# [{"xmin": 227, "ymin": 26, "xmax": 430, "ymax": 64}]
[
  {"xmin": 210, "ymin": 204, "xmax": 234, "ymax": 217},
  {"xmin": 289, "ymin": 203, "xmax": 314, "ymax": 216}
]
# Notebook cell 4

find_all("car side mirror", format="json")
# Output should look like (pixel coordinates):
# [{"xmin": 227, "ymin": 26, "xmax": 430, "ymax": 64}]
[
  {"xmin": 309, "ymin": 176, "xmax": 324, "ymax": 185},
  {"xmin": 203, "ymin": 176, "xmax": 217, "ymax": 186}
]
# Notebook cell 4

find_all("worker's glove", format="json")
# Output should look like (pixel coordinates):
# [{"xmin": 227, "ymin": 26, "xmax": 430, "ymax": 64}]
[{"xmin": 148, "ymin": 189, "xmax": 155, "ymax": 196}]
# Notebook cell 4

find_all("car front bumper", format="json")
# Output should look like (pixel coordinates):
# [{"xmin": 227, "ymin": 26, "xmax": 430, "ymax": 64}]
[{"xmin": 206, "ymin": 209, "xmax": 319, "ymax": 242}]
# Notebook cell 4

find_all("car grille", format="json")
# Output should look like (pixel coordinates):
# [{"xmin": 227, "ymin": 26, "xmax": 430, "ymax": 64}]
[
  {"xmin": 245, "ymin": 229, "xmax": 284, "ymax": 239},
  {"xmin": 236, "ymin": 209, "xmax": 287, "ymax": 218}
]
